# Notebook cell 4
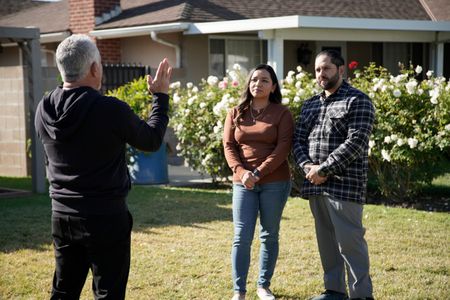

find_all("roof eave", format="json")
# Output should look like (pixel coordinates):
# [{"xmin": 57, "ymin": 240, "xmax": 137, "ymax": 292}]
[
  {"xmin": 90, "ymin": 22, "xmax": 190, "ymax": 39},
  {"xmin": 185, "ymin": 15, "xmax": 450, "ymax": 35},
  {"xmin": 40, "ymin": 31, "xmax": 71, "ymax": 43}
]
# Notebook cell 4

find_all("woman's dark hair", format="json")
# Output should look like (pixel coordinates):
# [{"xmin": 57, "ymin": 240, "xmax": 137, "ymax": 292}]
[
  {"xmin": 317, "ymin": 49, "xmax": 345, "ymax": 67},
  {"xmin": 233, "ymin": 64, "xmax": 282, "ymax": 126}
]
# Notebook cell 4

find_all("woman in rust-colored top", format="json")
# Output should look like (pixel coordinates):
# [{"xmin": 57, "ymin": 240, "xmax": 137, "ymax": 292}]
[{"xmin": 223, "ymin": 64, "xmax": 294, "ymax": 300}]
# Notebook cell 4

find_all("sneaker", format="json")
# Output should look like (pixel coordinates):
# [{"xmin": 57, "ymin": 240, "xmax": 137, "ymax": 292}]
[
  {"xmin": 310, "ymin": 290, "xmax": 348, "ymax": 300},
  {"xmin": 257, "ymin": 287, "xmax": 276, "ymax": 300},
  {"xmin": 231, "ymin": 292, "xmax": 246, "ymax": 300}
]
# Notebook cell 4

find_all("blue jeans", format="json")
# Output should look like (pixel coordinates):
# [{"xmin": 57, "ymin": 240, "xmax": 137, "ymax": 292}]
[{"xmin": 231, "ymin": 181, "xmax": 291, "ymax": 292}]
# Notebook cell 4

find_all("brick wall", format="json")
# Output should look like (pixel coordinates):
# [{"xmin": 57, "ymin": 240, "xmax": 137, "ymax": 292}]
[
  {"xmin": 0, "ymin": 66, "xmax": 59, "ymax": 177},
  {"xmin": 97, "ymin": 38, "xmax": 121, "ymax": 63},
  {"xmin": 69, "ymin": 0, "xmax": 121, "ymax": 62}
]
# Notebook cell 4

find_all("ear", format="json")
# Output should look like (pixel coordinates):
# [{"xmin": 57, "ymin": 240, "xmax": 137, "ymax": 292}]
[
  {"xmin": 339, "ymin": 65, "xmax": 345, "ymax": 77},
  {"xmin": 91, "ymin": 61, "xmax": 101, "ymax": 78}
]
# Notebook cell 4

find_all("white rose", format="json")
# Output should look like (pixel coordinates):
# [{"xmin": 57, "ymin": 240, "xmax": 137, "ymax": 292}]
[
  {"xmin": 280, "ymin": 88, "xmax": 290, "ymax": 96},
  {"xmin": 296, "ymin": 66, "xmax": 303, "ymax": 72},
  {"xmin": 199, "ymin": 136, "xmax": 206, "ymax": 143},
  {"xmin": 368, "ymin": 140, "xmax": 375, "ymax": 148},
  {"xmin": 296, "ymin": 72, "xmax": 305, "ymax": 80},
  {"xmin": 233, "ymin": 63, "xmax": 241, "ymax": 71},
  {"xmin": 381, "ymin": 149, "xmax": 391, "ymax": 162},
  {"xmin": 294, "ymin": 96, "xmax": 301, "ymax": 102},
  {"xmin": 426, "ymin": 70, "xmax": 433, "ymax": 77},
  {"xmin": 192, "ymin": 86, "xmax": 199, "ymax": 93},
  {"xmin": 176, "ymin": 124, "xmax": 183, "ymax": 132},
  {"xmin": 199, "ymin": 102, "xmax": 206, "ymax": 109},
  {"xmin": 173, "ymin": 93, "xmax": 181, "ymax": 104},
  {"xmin": 397, "ymin": 138, "xmax": 404, "ymax": 146},
  {"xmin": 407, "ymin": 138, "xmax": 418, "ymax": 149},
  {"xmin": 444, "ymin": 124, "xmax": 450, "ymax": 131},
  {"xmin": 390, "ymin": 134, "xmax": 398, "ymax": 141},
  {"xmin": 282, "ymin": 98, "xmax": 290, "ymax": 105},
  {"xmin": 207, "ymin": 75, "xmax": 219, "ymax": 86},
  {"xmin": 405, "ymin": 80, "xmax": 417, "ymax": 95},
  {"xmin": 213, "ymin": 126, "xmax": 220, "ymax": 134},
  {"xmin": 415, "ymin": 65, "xmax": 423, "ymax": 74},
  {"xmin": 169, "ymin": 81, "xmax": 181, "ymax": 89},
  {"xmin": 285, "ymin": 76, "xmax": 294, "ymax": 84},
  {"xmin": 384, "ymin": 136, "xmax": 392, "ymax": 144},
  {"xmin": 393, "ymin": 89, "xmax": 402, "ymax": 98},
  {"xmin": 186, "ymin": 82, "xmax": 193, "ymax": 89}
]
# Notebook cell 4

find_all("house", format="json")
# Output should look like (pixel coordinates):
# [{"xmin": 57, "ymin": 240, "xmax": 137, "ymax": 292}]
[
  {"xmin": 1, "ymin": 0, "xmax": 450, "ymax": 178},
  {"xmin": 1, "ymin": 0, "xmax": 450, "ymax": 80}
]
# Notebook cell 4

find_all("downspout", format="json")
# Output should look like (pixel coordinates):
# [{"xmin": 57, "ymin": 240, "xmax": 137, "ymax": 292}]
[{"xmin": 150, "ymin": 31, "xmax": 181, "ymax": 68}]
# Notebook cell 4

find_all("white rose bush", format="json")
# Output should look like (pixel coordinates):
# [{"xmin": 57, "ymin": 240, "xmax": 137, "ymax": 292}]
[
  {"xmin": 113, "ymin": 62, "xmax": 449, "ymax": 201},
  {"xmin": 169, "ymin": 66, "xmax": 244, "ymax": 182},
  {"xmin": 349, "ymin": 63, "xmax": 450, "ymax": 200}
]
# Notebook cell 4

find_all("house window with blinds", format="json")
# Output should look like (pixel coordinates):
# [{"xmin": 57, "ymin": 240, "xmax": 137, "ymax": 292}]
[{"xmin": 209, "ymin": 37, "xmax": 267, "ymax": 78}]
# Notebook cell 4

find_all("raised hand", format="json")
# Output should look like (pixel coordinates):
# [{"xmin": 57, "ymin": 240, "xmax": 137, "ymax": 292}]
[{"xmin": 147, "ymin": 58, "xmax": 173, "ymax": 94}]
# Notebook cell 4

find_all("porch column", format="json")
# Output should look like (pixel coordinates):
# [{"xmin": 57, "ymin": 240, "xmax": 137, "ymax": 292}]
[
  {"xmin": 266, "ymin": 33, "xmax": 284, "ymax": 79},
  {"xmin": 436, "ymin": 42, "xmax": 444, "ymax": 76}
]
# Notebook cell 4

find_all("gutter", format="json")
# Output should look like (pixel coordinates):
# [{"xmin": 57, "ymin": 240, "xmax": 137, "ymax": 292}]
[
  {"xmin": 90, "ymin": 22, "xmax": 190, "ymax": 39},
  {"xmin": 150, "ymin": 31, "xmax": 181, "ymax": 68},
  {"xmin": 40, "ymin": 31, "xmax": 71, "ymax": 43}
]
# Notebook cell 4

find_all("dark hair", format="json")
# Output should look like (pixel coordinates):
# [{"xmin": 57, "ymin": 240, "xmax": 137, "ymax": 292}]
[
  {"xmin": 233, "ymin": 64, "xmax": 282, "ymax": 126},
  {"xmin": 316, "ymin": 49, "xmax": 345, "ymax": 67}
]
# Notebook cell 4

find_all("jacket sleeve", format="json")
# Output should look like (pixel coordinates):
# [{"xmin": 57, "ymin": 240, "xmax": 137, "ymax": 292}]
[
  {"xmin": 256, "ymin": 108, "xmax": 294, "ymax": 178},
  {"xmin": 124, "ymin": 93, "xmax": 169, "ymax": 152},
  {"xmin": 223, "ymin": 108, "xmax": 246, "ymax": 180}
]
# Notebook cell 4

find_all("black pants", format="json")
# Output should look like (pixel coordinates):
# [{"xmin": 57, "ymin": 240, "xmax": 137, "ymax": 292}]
[{"xmin": 51, "ymin": 210, "xmax": 133, "ymax": 300}]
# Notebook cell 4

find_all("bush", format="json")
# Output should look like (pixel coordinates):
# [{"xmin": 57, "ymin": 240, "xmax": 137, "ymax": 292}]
[
  {"xmin": 350, "ymin": 63, "xmax": 450, "ymax": 200},
  {"xmin": 106, "ymin": 77, "xmax": 153, "ymax": 167}
]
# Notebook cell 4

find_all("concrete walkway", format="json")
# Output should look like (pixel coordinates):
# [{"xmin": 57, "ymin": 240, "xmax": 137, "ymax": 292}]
[{"xmin": 167, "ymin": 164, "xmax": 212, "ymax": 186}]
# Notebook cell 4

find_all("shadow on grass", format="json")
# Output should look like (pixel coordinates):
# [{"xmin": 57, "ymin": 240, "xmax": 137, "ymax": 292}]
[
  {"xmin": 128, "ymin": 186, "xmax": 232, "ymax": 232},
  {"xmin": 0, "ymin": 185, "xmax": 233, "ymax": 253}
]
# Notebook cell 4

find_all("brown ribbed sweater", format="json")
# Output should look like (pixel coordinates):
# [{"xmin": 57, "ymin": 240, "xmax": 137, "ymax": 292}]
[{"xmin": 223, "ymin": 103, "xmax": 294, "ymax": 184}]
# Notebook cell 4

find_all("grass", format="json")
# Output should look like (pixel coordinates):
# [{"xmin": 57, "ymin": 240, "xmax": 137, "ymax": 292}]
[{"xmin": 0, "ymin": 177, "xmax": 449, "ymax": 299}]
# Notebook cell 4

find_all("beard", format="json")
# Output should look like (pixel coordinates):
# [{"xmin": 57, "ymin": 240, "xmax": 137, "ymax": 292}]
[{"xmin": 317, "ymin": 70, "xmax": 340, "ymax": 91}]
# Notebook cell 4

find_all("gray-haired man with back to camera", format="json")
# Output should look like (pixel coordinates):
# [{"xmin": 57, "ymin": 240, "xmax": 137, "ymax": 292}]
[
  {"xmin": 293, "ymin": 49, "xmax": 375, "ymax": 300},
  {"xmin": 35, "ymin": 34, "xmax": 172, "ymax": 299}
]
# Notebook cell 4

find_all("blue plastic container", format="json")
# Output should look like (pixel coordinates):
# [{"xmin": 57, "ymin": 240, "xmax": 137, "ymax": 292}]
[{"xmin": 129, "ymin": 143, "xmax": 168, "ymax": 184}]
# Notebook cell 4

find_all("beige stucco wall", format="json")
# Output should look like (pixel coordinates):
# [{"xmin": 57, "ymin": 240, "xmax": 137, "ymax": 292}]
[
  {"xmin": 0, "ymin": 66, "xmax": 58, "ymax": 177},
  {"xmin": 0, "ymin": 66, "xmax": 28, "ymax": 176},
  {"xmin": 120, "ymin": 34, "xmax": 178, "ymax": 68}
]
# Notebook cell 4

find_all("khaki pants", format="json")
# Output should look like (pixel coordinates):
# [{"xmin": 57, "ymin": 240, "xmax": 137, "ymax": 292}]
[{"xmin": 309, "ymin": 194, "xmax": 373, "ymax": 298}]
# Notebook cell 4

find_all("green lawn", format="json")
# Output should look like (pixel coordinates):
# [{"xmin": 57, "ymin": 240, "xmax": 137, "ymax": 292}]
[{"xmin": 0, "ymin": 179, "xmax": 449, "ymax": 299}]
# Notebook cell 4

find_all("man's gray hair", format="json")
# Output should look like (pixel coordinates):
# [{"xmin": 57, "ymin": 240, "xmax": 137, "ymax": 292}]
[{"xmin": 56, "ymin": 34, "xmax": 101, "ymax": 82}]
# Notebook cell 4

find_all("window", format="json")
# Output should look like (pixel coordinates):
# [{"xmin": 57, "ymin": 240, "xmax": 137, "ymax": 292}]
[{"xmin": 209, "ymin": 37, "xmax": 267, "ymax": 77}]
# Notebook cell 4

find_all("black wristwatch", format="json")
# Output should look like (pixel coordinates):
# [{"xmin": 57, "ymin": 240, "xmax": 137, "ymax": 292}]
[{"xmin": 253, "ymin": 169, "xmax": 261, "ymax": 178}]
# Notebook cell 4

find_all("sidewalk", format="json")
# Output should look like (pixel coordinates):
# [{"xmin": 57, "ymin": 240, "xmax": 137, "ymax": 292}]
[{"xmin": 167, "ymin": 164, "xmax": 212, "ymax": 186}]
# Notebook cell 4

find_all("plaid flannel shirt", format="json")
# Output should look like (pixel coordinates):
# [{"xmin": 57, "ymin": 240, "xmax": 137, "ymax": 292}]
[{"xmin": 293, "ymin": 81, "xmax": 375, "ymax": 203}]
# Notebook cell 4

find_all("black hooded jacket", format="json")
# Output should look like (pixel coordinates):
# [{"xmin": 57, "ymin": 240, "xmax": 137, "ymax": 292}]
[{"xmin": 35, "ymin": 86, "xmax": 169, "ymax": 215}]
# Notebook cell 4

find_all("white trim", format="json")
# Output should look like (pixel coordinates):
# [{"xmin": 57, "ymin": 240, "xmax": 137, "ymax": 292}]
[
  {"xmin": 260, "ymin": 28, "xmax": 439, "ymax": 43},
  {"xmin": 185, "ymin": 15, "xmax": 450, "ymax": 35},
  {"xmin": 40, "ymin": 31, "xmax": 70, "ymax": 43},
  {"xmin": 90, "ymin": 22, "xmax": 190, "ymax": 39}
]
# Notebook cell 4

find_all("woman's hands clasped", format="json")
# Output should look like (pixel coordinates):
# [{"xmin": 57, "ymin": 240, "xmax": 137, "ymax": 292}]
[{"xmin": 241, "ymin": 170, "xmax": 260, "ymax": 190}]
